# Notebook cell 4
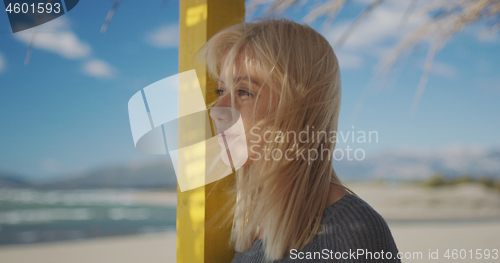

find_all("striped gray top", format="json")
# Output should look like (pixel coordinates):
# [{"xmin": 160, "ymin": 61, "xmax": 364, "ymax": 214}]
[{"xmin": 231, "ymin": 194, "xmax": 401, "ymax": 262}]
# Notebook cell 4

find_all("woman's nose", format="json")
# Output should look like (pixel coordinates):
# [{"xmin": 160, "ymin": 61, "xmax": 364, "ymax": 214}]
[
  {"xmin": 210, "ymin": 96, "xmax": 240, "ymax": 132},
  {"xmin": 210, "ymin": 106, "xmax": 232, "ymax": 124},
  {"xmin": 210, "ymin": 94, "xmax": 231, "ymax": 121}
]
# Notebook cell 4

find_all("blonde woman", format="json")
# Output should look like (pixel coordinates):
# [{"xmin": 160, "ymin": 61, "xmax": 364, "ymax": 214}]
[{"xmin": 198, "ymin": 18, "xmax": 400, "ymax": 262}]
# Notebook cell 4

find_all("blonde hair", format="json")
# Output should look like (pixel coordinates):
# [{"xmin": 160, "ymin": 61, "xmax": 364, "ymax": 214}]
[{"xmin": 197, "ymin": 18, "xmax": 345, "ymax": 261}]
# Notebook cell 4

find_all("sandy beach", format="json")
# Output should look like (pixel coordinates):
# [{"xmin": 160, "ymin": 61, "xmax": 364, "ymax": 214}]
[
  {"xmin": 353, "ymin": 183, "xmax": 500, "ymax": 262},
  {"xmin": 0, "ymin": 232, "xmax": 177, "ymax": 263},
  {"xmin": 0, "ymin": 183, "xmax": 498, "ymax": 263}
]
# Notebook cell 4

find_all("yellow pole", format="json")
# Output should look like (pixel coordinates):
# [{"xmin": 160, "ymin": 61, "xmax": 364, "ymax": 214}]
[{"xmin": 177, "ymin": 1, "xmax": 245, "ymax": 262}]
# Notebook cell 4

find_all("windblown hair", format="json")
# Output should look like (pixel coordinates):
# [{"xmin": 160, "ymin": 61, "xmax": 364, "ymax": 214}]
[{"xmin": 197, "ymin": 18, "xmax": 344, "ymax": 261}]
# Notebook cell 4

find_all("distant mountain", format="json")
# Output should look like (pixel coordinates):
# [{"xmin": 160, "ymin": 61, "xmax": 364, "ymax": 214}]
[
  {"xmin": 2, "ymin": 145, "xmax": 499, "ymax": 189},
  {"xmin": 335, "ymin": 145, "xmax": 500, "ymax": 181},
  {"xmin": 38, "ymin": 159, "xmax": 178, "ymax": 190},
  {"xmin": 0, "ymin": 173, "xmax": 31, "ymax": 188}
]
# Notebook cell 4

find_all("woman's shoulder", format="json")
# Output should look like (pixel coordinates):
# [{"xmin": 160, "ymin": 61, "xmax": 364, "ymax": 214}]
[
  {"xmin": 322, "ymin": 193, "xmax": 386, "ymax": 224},
  {"xmin": 320, "ymin": 193, "xmax": 394, "ymax": 238},
  {"xmin": 314, "ymin": 193, "xmax": 401, "ymax": 260},
  {"xmin": 231, "ymin": 194, "xmax": 401, "ymax": 262}
]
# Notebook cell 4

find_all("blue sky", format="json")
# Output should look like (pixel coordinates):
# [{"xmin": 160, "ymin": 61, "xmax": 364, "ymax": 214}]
[{"xmin": 0, "ymin": 0, "xmax": 499, "ymax": 182}]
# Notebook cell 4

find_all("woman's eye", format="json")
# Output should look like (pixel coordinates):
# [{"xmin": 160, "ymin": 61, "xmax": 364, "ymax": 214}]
[
  {"xmin": 215, "ymin": 88, "xmax": 225, "ymax": 97},
  {"xmin": 215, "ymin": 87, "xmax": 252, "ymax": 98},
  {"xmin": 238, "ymin": 89, "xmax": 252, "ymax": 97}
]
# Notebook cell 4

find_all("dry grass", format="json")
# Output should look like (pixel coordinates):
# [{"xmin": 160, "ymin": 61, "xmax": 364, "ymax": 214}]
[{"xmin": 247, "ymin": 0, "xmax": 500, "ymax": 111}]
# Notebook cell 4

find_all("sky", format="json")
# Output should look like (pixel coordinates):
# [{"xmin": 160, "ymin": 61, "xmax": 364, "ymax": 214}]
[{"xmin": 0, "ymin": 0, "xmax": 499, "ymax": 182}]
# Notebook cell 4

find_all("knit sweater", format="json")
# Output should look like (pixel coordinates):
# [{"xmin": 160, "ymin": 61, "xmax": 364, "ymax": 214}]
[{"xmin": 231, "ymin": 194, "xmax": 401, "ymax": 262}]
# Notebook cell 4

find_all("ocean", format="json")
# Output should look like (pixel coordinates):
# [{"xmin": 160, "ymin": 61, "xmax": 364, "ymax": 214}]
[{"xmin": 0, "ymin": 188, "xmax": 177, "ymax": 246}]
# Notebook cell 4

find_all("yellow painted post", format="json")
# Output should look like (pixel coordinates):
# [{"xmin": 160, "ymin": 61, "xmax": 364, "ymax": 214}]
[{"xmin": 177, "ymin": 1, "xmax": 245, "ymax": 263}]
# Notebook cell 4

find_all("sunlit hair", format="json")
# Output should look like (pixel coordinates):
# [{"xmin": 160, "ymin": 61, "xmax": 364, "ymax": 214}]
[{"xmin": 197, "ymin": 18, "xmax": 348, "ymax": 261}]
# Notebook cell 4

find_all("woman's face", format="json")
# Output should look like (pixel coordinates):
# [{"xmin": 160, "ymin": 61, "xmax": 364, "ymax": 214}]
[{"xmin": 210, "ymin": 53, "xmax": 273, "ymax": 168}]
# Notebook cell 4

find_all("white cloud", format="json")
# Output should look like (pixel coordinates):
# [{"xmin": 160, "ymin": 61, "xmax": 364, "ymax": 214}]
[
  {"xmin": 13, "ymin": 17, "xmax": 91, "ymax": 59},
  {"xmin": 477, "ymin": 30, "xmax": 500, "ymax": 43},
  {"xmin": 381, "ymin": 144, "xmax": 499, "ymax": 178},
  {"xmin": 336, "ymin": 52, "xmax": 364, "ymax": 69},
  {"xmin": 146, "ymin": 24, "xmax": 179, "ymax": 48},
  {"xmin": 412, "ymin": 59, "xmax": 458, "ymax": 79},
  {"xmin": 336, "ymin": 144, "xmax": 500, "ymax": 180},
  {"xmin": 0, "ymin": 52, "xmax": 5, "ymax": 73},
  {"xmin": 431, "ymin": 61, "xmax": 458, "ymax": 79},
  {"xmin": 324, "ymin": 0, "xmax": 430, "ymax": 69},
  {"xmin": 12, "ymin": 17, "xmax": 119, "ymax": 79},
  {"xmin": 82, "ymin": 59, "xmax": 115, "ymax": 78},
  {"xmin": 463, "ymin": 22, "xmax": 500, "ymax": 44}
]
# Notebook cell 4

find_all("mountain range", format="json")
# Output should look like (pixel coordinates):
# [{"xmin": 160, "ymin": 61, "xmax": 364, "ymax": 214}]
[
  {"xmin": 1, "ymin": 145, "xmax": 499, "ymax": 189},
  {"xmin": 0, "ymin": 159, "xmax": 177, "ymax": 190}
]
